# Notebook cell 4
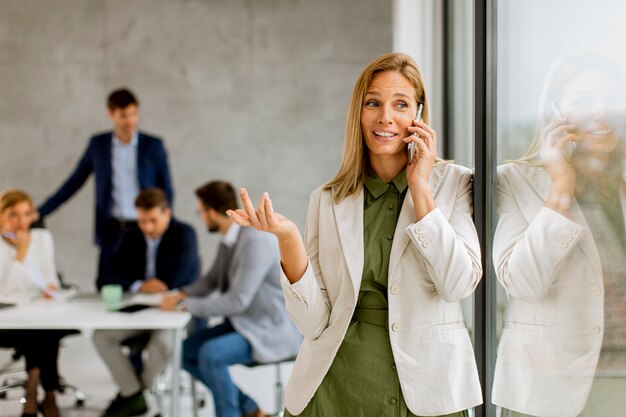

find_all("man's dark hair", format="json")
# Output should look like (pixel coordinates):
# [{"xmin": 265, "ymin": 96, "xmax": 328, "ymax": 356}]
[
  {"xmin": 195, "ymin": 181, "xmax": 238, "ymax": 215},
  {"xmin": 107, "ymin": 88, "xmax": 139, "ymax": 111},
  {"xmin": 134, "ymin": 188, "xmax": 169, "ymax": 211}
]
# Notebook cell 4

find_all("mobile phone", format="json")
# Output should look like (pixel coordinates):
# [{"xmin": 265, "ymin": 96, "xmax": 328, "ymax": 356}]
[
  {"xmin": 408, "ymin": 103, "xmax": 424, "ymax": 164},
  {"xmin": 1, "ymin": 231, "xmax": 16, "ymax": 239},
  {"xmin": 550, "ymin": 101, "xmax": 576, "ymax": 160},
  {"xmin": 117, "ymin": 304, "xmax": 152, "ymax": 313}
]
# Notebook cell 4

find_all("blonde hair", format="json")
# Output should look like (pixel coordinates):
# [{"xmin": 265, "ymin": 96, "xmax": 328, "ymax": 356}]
[
  {"xmin": 325, "ymin": 53, "xmax": 430, "ymax": 202},
  {"xmin": 0, "ymin": 189, "xmax": 33, "ymax": 214},
  {"xmin": 516, "ymin": 52, "xmax": 625, "ymax": 166}
]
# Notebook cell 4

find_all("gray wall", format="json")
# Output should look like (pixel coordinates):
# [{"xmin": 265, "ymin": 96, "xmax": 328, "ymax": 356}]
[{"xmin": 0, "ymin": 0, "xmax": 392, "ymax": 288}]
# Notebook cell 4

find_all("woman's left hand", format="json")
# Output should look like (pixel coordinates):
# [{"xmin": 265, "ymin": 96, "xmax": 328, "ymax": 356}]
[
  {"xmin": 404, "ymin": 120, "xmax": 437, "ymax": 187},
  {"xmin": 42, "ymin": 284, "xmax": 59, "ymax": 299}
]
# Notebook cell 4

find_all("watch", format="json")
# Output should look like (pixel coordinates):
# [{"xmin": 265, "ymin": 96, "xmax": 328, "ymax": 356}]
[{"xmin": 175, "ymin": 299, "xmax": 188, "ymax": 312}]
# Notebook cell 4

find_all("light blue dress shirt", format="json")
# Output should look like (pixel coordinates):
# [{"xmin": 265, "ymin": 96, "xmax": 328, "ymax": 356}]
[
  {"xmin": 129, "ymin": 236, "xmax": 162, "ymax": 294},
  {"xmin": 110, "ymin": 132, "xmax": 140, "ymax": 220}
]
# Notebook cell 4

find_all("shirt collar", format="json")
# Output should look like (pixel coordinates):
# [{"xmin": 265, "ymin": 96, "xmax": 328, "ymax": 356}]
[
  {"xmin": 112, "ymin": 131, "xmax": 139, "ymax": 147},
  {"xmin": 145, "ymin": 236, "xmax": 162, "ymax": 247},
  {"xmin": 222, "ymin": 222, "xmax": 241, "ymax": 248},
  {"xmin": 364, "ymin": 167, "xmax": 408, "ymax": 198}
]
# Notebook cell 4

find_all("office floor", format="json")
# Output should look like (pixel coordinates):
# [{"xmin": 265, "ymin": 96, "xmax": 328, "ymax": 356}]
[{"xmin": 0, "ymin": 330, "xmax": 293, "ymax": 417}]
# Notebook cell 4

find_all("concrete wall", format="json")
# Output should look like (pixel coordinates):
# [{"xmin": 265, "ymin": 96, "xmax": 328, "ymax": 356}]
[{"xmin": 0, "ymin": 0, "xmax": 392, "ymax": 288}]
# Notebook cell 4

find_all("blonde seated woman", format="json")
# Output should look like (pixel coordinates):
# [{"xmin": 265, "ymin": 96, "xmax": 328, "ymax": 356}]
[{"xmin": 0, "ymin": 189, "xmax": 71, "ymax": 417}]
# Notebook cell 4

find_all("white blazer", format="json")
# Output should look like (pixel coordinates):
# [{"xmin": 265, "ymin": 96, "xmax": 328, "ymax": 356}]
[
  {"xmin": 492, "ymin": 163, "xmax": 605, "ymax": 417},
  {"xmin": 281, "ymin": 163, "xmax": 483, "ymax": 416}
]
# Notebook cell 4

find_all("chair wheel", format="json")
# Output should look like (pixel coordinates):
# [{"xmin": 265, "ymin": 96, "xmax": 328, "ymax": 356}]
[
  {"xmin": 152, "ymin": 414, "xmax": 162, "ymax": 417},
  {"xmin": 198, "ymin": 398, "xmax": 206, "ymax": 408},
  {"xmin": 75, "ymin": 399, "xmax": 85, "ymax": 407},
  {"xmin": 0, "ymin": 392, "xmax": 6, "ymax": 399}
]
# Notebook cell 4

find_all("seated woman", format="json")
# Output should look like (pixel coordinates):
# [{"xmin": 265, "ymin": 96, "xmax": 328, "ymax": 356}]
[{"xmin": 0, "ymin": 189, "xmax": 68, "ymax": 417}]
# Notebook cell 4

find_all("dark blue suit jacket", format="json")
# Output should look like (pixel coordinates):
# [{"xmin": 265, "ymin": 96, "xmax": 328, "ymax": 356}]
[
  {"xmin": 38, "ymin": 131, "xmax": 173, "ymax": 246},
  {"xmin": 96, "ymin": 217, "xmax": 200, "ymax": 291}
]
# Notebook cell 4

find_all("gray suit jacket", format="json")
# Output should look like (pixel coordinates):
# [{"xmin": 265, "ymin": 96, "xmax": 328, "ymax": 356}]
[{"xmin": 183, "ymin": 227, "xmax": 302, "ymax": 363}]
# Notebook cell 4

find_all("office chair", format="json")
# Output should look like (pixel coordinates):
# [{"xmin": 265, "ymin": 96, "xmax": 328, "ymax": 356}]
[
  {"xmin": 0, "ymin": 338, "xmax": 86, "ymax": 408},
  {"xmin": 241, "ymin": 357, "xmax": 295, "ymax": 417},
  {"xmin": 120, "ymin": 328, "xmax": 208, "ymax": 417}
]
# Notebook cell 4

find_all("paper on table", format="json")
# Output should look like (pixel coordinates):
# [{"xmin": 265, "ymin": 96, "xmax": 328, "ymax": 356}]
[
  {"xmin": 25, "ymin": 260, "xmax": 64, "ymax": 301},
  {"xmin": 128, "ymin": 292, "xmax": 165, "ymax": 306}
]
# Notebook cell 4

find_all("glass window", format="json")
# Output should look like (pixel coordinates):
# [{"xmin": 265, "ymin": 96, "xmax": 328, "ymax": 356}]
[{"xmin": 492, "ymin": 1, "xmax": 626, "ymax": 417}]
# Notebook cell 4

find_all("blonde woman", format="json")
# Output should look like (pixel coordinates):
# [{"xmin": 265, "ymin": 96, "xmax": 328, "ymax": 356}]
[
  {"xmin": 0, "ymin": 189, "xmax": 66, "ymax": 417},
  {"xmin": 229, "ymin": 53, "xmax": 482, "ymax": 416}
]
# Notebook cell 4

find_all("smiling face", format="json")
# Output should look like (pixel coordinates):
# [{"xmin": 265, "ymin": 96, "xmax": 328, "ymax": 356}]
[
  {"xmin": 360, "ymin": 71, "xmax": 418, "ymax": 165},
  {"xmin": 559, "ymin": 70, "xmax": 624, "ymax": 156}
]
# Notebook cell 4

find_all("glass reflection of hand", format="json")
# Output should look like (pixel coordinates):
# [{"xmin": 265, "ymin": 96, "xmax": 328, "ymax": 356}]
[{"xmin": 540, "ymin": 118, "xmax": 581, "ymax": 215}]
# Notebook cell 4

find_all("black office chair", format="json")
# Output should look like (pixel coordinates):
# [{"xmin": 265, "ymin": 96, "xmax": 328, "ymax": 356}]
[
  {"xmin": 241, "ymin": 357, "xmax": 295, "ymax": 417},
  {"xmin": 0, "ymin": 334, "xmax": 86, "ymax": 408}
]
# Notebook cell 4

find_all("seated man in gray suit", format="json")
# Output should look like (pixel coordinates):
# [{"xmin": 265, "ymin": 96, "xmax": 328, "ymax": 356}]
[{"xmin": 161, "ymin": 180, "xmax": 301, "ymax": 417}]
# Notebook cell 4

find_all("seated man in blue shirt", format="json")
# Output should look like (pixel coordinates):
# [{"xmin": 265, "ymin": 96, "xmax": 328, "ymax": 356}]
[
  {"xmin": 161, "ymin": 181, "xmax": 301, "ymax": 417},
  {"xmin": 93, "ymin": 188, "xmax": 199, "ymax": 417}
]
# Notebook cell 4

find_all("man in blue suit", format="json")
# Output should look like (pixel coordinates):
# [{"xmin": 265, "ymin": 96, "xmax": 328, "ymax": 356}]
[
  {"xmin": 37, "ymin": 88, "xmax": 173, "ymax": 278},
  {"xmin": 93, "ymin": 188, "xmax": 199, "ymax": 417}
]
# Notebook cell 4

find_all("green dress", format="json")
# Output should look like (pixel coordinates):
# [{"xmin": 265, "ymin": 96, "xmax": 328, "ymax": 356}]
[{"xmin": 286, "ymin": 169, "xmax": 468, "ymax": 417}]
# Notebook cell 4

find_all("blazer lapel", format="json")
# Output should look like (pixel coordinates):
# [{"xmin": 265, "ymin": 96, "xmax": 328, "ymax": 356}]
[
  {"xmin": 137, "ymin": 133, "xmax": 147, "ymax": 188},
  {"xmin": 101, "ymin": 135, "xmax": 113, "ymax": 212},
  {"xmin": 388, "ymin": 163, "xmax": 449, "ymax": 279},
  {"xmin": 332, "ymin": 189, "xmax": 364, "ymax": 300}
]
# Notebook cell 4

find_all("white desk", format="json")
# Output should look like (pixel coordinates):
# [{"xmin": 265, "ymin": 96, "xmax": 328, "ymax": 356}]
[{"xmin": 0, "ymin": 297, "xmax": 191, "ymax": 417}]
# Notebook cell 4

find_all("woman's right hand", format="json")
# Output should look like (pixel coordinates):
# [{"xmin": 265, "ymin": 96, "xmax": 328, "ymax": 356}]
[
  {"xmin": 539, "ymin": 118, "xmax": 581, "ymax": 214},
  {"xmin": 227, "ymin": 188, "xmax": 299, "ymax": 241},
  {"xmin": 4, "ymin": 230, "xmax": 32, "ymax": 262}
]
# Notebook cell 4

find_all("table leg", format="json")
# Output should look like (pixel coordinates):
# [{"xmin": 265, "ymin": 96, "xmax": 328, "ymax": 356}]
[{"xmin": 171, "ymin": 328, "xmax": 183, "ymax": 417}]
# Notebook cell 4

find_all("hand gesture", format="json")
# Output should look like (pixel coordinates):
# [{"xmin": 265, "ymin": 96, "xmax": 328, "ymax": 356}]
[
  {"xmin": 540, "ymin": 118, "xmax": 581, "ymax": 214},
  {"xmin": 404, "ymin": 120, "xmax": 437, "ymax": 186},
  {"xmin": 227, "ymin": 188, "xmax": 299, "ymax": 241},
  {"xmin": 540, "ymin": 118, "xmax": 580, "ymax": 182},
  {"xmin": 2, "ymin": 230, "xmax": 32, "ymax": 262},
  {"xmin": 140, "ymin": 278, "xmax": 169, "ymax": 293},
  {"xmin": 160, "ymin": 291, "xmax": 186, "ymax": 311}
]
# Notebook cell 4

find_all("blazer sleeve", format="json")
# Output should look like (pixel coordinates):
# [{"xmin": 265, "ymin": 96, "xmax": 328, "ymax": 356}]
[
  {"xmin": 492, "ymin": 168, "xmax": 584, "ymax": 302},
  {"xmin": 405, "ymin": 168, "xmax": 483, "ymax": 302},
  {"xmin": 155, "ymin": 140, "xmax": 174, "ymax": 207},
  {"xmin": 184, "ymin": 234, "xmax": 277, "ymax": 318},
  {"xmin": 182, "ymin": 259, "xmax": 219, "ymax": 297},
  {"xmin": 163, "ymin": 226, "xmax": 199, "ymax": 289},
  {"xmin": 280, "ymin": 189, "xmax": 332, "ymax": 340},
  {"xmin": 38, "ymin": 138, "xmax": 95, "ymax": 216}
]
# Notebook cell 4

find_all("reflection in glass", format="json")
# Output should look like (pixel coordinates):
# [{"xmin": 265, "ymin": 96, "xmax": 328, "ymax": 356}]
[{"xmin": 492, "ymin": 54, "xmax": 626, "ymax": 417}]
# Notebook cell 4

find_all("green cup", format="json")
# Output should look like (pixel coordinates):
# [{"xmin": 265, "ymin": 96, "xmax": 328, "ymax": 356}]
[{"xmin": 101, "ymin": 284, "xmax": 123, "ymax": 311}]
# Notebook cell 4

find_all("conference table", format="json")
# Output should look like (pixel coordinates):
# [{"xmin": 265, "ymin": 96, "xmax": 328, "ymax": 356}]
[{"xmin": 0, "ymin": 294, "xmax": 191, "ymax": 417}]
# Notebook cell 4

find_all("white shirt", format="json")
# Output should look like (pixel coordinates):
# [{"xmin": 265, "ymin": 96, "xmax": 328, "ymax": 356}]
[
  {"xmin": 222, "ymin": 222, "xmax": 241, "ymax": 248},
  {"xmin": 0, "ymin": 230, "xmax": 60, "ymax": 302}
]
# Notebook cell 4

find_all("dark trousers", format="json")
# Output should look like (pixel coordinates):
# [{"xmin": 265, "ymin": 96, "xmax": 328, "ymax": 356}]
[
  {"xmin": 0, "ymin": 330, "xmax": 73, "ymax": 391},
  {"xmin": 98, "ymin": 218, "xmax": 138, "ymax": 277}
]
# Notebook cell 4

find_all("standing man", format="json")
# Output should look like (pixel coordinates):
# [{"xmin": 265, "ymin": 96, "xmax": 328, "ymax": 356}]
[
  {"xmin": 161, "ymin": 181, "xmax": 302, "ymax": 417},
  {"xmin": 94, "ymin": 188, "xmax": 199, "ymax": 417},
  {"xmin": 37, "ymin": 88, "xmax": 173, "ymax": 277}
]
